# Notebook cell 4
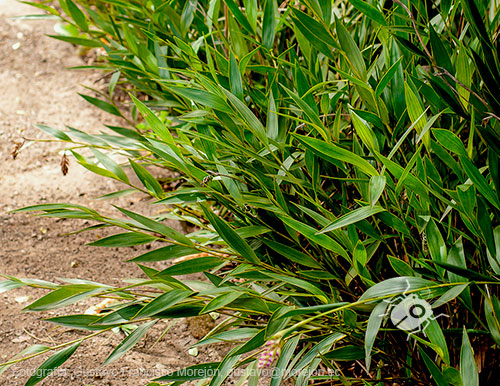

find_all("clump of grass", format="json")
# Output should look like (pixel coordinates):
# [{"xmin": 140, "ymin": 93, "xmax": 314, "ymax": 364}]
[{"xmin": 3, "ymin": 0, "xmax": 500, "ymax": 385}]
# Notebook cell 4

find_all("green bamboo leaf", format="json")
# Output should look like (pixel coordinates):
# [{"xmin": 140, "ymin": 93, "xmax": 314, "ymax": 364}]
[
  {"xmin": 229, "ymin": 52, "xmax": 243, "ymax": 100},
  {"xmin": 429, "ymin": 25, "xmax": 453, "ymax": 73},
  {"xmin": 0, "ymin": 344, "xmax": 49, "ymax": 376},
  {"xmin": 294, "ymin": 134, "xmax": 379, "ymax": 176},
  {"xmin": 129, "ymin": 160, "xmax": 165, "ymax": 199},
  {"xmin": 270, "ymin": 335, "xmax": 300, "ymax": 386},
  {"xmin": 434, "ymin": 261, "xmax": 494, "ymax": 282},
  {"xmin": 202, "ymin": 291, "xmax": 243, "ymax": 314},
  {"xmin": 461, "ymin": 159, "xmax": 500, "ymax": 210},
  {"xmin": 79, "ymin": 93, "xmax": 122, "ymax": 117},
  {"xmin": 21, "ymin": 1, "xmax": 60, "ymax": 16},
  {"xmin": 447, "ymin": 237, "xmax": 469, "ymax": 283},
  {"xmin": 93, "ymin": 304, "xmax": 144, "ymax": 325},
  {"xmin": 425, "ymin": 318, "xmax": 450, "ymax": 364},
  {"xmin": 432, "ymin": 129, "xmax": 467, "ymax": 157},
  {"xmin": 46, "ymin": 315, "xmax": 111, "ymax": 331},
  {"xmin": 66, "ymin": 127, "xmax": 108, "ymax": 146},
  {"xmin": 48, "ymin": 34, "xmax": 101, "ymax": 47},
  {"xmin": 426, "ymin": 220, "xmax": 447, "ymax": 277},
  {"xmin": 243, "ymin": 0, "xmax": 257, "ymax": 30},
  {"xmin": 278, "ymin": 215, "xmax": 349, "ymax": 259},
  {"xmin": 193, "ymin": 328, "xmax": 260, "ymax": 348},
  {"xmin": 74, "ymin": 159, "xmax": 116, "ymax": 180},
  {"xmin": 0, "ymin": 279, "xmax": 24, "ymax": 293},
  {"xmin": 457, "ymin": 44, "xmax": 472, "ymax": 108},
  {"xmin": 460, "ymin": 328, "xmax": 479, "ymax": 386},
  {"xmin": 293, "ymin": 332, "xmax": 345, "ymax": 373},
  {"xmin": 180, "ymin": 0, "xmax": 197, "ymax": 35},
  {"xmin": 263, "ymin": 240, "xmax": 321, "ymax": 268},
  {"xmin": 90, "ymin": 148, "xmax": 129, "ymax": 183},
  {"xmin": 394, "ymin": 35, "xmax": 428, "ymax": 58},
  {"xmin": 12, "ymin": 202, "xmax": 94, "ymax": 213},
  {"xmin": 295, "ymin": 358, "xmax": 320, "ymax": 385},
  {"xmin": 216, "ymin": 163, "xmax": 243, "ymax": 204},
  {"xmin": 169, "ymin": 86, "xmax": 231, "ymax": 112},
  {"xmin": 290, "ymin": 8, "xmax": 336, "ymax": 47},
  {"xmin": 25, "ymin": 342, "xmax": 80, "ymax": 386},
  {"xmin": 351, "ymin": 110, "xmax": 379, "ymax": 152},
  {"xmin": 155, "ymin": 256, "xmax": 224, "ymax": 276},
  {"xmin": 377, "ymin": 212, "xmax": 410, "ymax": 235},
  {"xmin": 89, "ymin": 232, "xmax": 157, "ymax": 247},
  {"xmin": 155, "ymin": 362, "xmax": 221, "ymax": 382},
  {"xmin": 404, "ymin": 82, "xmax": 428, "ymax": 142},
  {"xmin": 66, "ymin": 0, "xmax": 88, "ymax": 31},
  {"xmin": 135, "ymin": 290, "xmax": 192, "ymax": 318},
  {"xmin": 324, "ymin": 345, "xmax": 365, "ymax": 361},
  {"xmin": 24, "ymin": 285, "xmax": 102, "ymax": 311},
  {"xmin": 291, "ymin": 13, "xmax": 330, "ymax": 58},
  {"xmin": 222, "ymin": 88, "xmax": 268, "ymax": 144},
  {"xmin": 265, "ymin": 305, "xmax": 294, "ymax": 338},
  {"xmin": 318, "ymin": 206, "xmax": 385, "ymax": 233},
  {"xmin": 335, "ymin": 17, "xmax": 366, "ymax": 79},
  {"xmin": 103, "ymin": 320, "xmax": 156, "ymax": 365},
  {"xmin": 365, "ymin": 301, "xmax": 388, "ymax": 371},
  {"xmin": 202, "ymin": 205, "xmax": 260, "ymax": 264},
  {"xmin": 66, "ymin": 158, "xmax": 112, "ymax": 185},
  {"xmin": 359, "ymin": 277, "xmax": 437, "ymax": 301},
  {"xmin": 492, "ymin": 219, "xmax": 500, "ymax": 268},
  {"xmin": 349, "ymin": 0, "xmax": 387, "ymax": 26},
  {"xmin": 266, "ymin": 91, "xmax": 279, "ymax": 140},
  {"xmin": 432, "ymin": 284, "xmax": 468, "ymax": 309},
  {"xmin": 264, "ymin": 272, "xmax": 329, "ymax": 304},
  {"xmin": 419, "ymin": 347, "xmax": 450, "ymax": 386},
  {"xmin": 262, "ymin": 0, "xmax": 277, "ymax": 49},
  {"xmin": 283, "ymin": 86, "xmax": 328, "ymax": 140},
  {"xmin": 35, "ymin": 124, "xmax": 71, "ymax": 141},
  {"xmin": 121, "ymin": 24, "xmax": 138, "ymax": 53},
  {"xmin": 130, "ymin": 94, "xmax": 176, "ymax": 149},
  {"xmin": 375, "ymin": 57, "xmax": 403, "ymax": 96},
  {"xmin": 230, "ymin": 329, "xmax": 266, "ymax": 357},
  {"xmin": 388, "ymin": 256, "xmax": 415, "ymax": 276},
  {"xmin": 280, "ymin": 303, "xmax": 347, "ymax": 319},
  {"xmin": 484, "ymin": 295, "xmax": 500, "ymax": 346},
  {"xmin": 209, "ymin": 348, "xmax": 241, "ymax": 386},
  {"xmin": 114, "ymin": 206, "xmax": 194, "ymax": 246},
  {"xmin": 223, "ymin": 0, "xmax": 254, "ymax": 34},
  {"xmin": 369, "ymin": 175, "xmax": 386, "ymax": 207},
  {"xmin": 128, "ymin": 245, "xmax": 199, "ymax": 262}
]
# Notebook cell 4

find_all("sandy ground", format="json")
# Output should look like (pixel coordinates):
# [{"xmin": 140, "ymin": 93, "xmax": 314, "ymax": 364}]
[{"xmin": 0, "ymin": 1, "xmax": 223, "ymax": 385}]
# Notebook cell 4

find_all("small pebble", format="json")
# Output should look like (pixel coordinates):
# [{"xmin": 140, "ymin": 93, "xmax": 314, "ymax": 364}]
[
  {"xmin": 188, "ymin": 347, "xmax": 198, "ymax": 357},
  {"xmin": 15, "ymin": 296, "xmax": 30, "ymax": 304}
]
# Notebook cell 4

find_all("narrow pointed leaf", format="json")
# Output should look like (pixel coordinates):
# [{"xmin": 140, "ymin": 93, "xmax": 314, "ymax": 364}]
[
  {"xmin": 103, "ymin": 320, "xmax": 156, "ymax": 365},
  {"xmin": 319, "ymin": 206, "xmax": 385, "ymax": 233},
  {"xmin": 202, "ymin": 206, "xmax": 260, "ymax": 264},
  {"xmin": 25, "ymin": 342, "xmax": 80, "ymax": 386},
  {"xmin": 460, "ymin": 328, "xmax": 479, "ymax": 386}
]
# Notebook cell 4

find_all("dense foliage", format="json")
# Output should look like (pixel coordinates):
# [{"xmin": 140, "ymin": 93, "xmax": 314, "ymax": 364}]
[{"xmin": 2, "ymin": 0, "xmax": 500, "ymax": 384}]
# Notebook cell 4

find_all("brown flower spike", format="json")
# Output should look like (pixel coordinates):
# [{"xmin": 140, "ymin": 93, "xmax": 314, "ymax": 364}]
[
  {"xmin": 10, "ymin": 140, "xmax": 24, "ymax": 160},
  {"xmin": 60, "ymin": 153, "xmax": 69, "ymax": 175}
]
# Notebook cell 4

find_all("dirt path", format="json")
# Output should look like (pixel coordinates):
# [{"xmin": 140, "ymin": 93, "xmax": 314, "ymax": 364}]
[{"xmin": 0, "ymin": 2, "xmax": 221, "ymax": 385}]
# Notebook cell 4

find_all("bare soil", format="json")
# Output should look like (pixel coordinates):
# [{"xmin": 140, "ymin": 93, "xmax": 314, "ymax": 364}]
[{"xmin": 0, "ymin": 2, "xmax": 223, "ymax": 385}]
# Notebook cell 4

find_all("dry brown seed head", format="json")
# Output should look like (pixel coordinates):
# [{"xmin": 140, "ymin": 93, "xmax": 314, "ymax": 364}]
[
  {"xmin": 10, "ymin": 140, "xmax": 25, "ymax": 160},
  {"xmin": 60, "ymin": 153, "xmax": 69, "ymax": 175}
]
